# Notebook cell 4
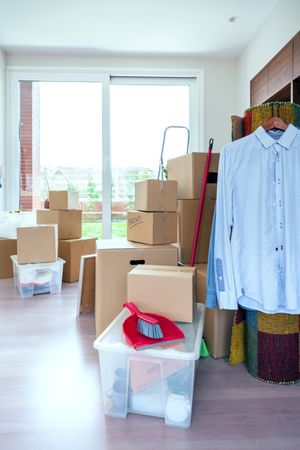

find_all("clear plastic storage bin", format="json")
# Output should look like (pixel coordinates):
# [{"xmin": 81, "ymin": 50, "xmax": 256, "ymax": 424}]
[
  {"xmin": 10, "ymin": 256, "xmax": 65, "ymax": 297},
  {"xmin": 93, "ymin": 303, "xmax": 205, "ymax": 428}
]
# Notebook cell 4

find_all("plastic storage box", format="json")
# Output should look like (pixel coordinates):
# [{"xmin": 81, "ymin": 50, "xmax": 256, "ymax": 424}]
[
  {"xmin": 10, "ymin": 256, "xmax": 65, "ymax": 297},
  {"xmin": 93, "ymin": 303, "xmax": 205, "ymax": 428}
]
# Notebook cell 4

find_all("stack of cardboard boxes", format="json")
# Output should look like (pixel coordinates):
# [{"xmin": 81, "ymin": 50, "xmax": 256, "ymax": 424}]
[
  {"xmin": 36, "ymin": 191, "xmax": 96, "ymax": 283},
  {"xmin": 95, "ymin": 239, "xmax": 179, "ymax": 336},
  {"xmin": 13, "ymin": 223, "xmax": 64, "ymax": 296},
  {"xmin": 126, "ymin": 179, "xmax": 196, "ymax": 324},
  {"xmin": 167, "ymin": 152, "xmax": 235, "ymax": 358},
  {"xmin": 127, "ymin": 179, "xmax": 178, "ymax": 245},
  {"xmin": 0, "ymin": 211, "xmax": 35, "ymax": 280},
  {"xmin": 95, "ymin": 179, "xmax": 194, "ymax": 337}
]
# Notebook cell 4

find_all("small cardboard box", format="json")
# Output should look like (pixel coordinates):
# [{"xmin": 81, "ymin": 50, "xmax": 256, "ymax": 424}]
[
  {"xmin": 127, "ymin": 211, "xmax": 177, "ymax": 245},
  {"xmin": 17, "ymin": 225, "xmax": 58, "ymax": 264},
  {"xmin": 128, "ymin": 265, "xmax": 196, "ymax": 323},
  {"xmin": 135, "ymin": 179, "xmax": 177, "ymax": 212},
  {"xmin": 58, "ymin": 237, "xmax": 97, "ymax": 282},
  {"xmin": 167, "ymin": 152, "xmax": 219, "ymax": 199},
  {"xmin": 177, "ymin": 198, "xmax": 215, "ymax": 264},
  {"xmin": 95, "ymin": 238, "xmax": 178, "ymax": 336},
  {"xmin": 0, "ymin": 238, "xmax": 17, "ymax": 279},
  {"xmin": 36, "ymin": 209, "xmax": 82, "ymax": 240},
  {"xmin": 49, "ymin": 191, "xmax": 79, "ymax": 210},
  {"xmin": 196, "ymin": 263, "xmax": 235, "ymax": 359}
]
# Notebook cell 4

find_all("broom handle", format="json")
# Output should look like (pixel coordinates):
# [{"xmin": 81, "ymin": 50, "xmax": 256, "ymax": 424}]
[
  {"xmin": 189, "ymin": 138, "xmax": 214, "ymax": 267},
  {"xmin": 123, "ymin": 301, "xmax": 159, "ymax": 325}
]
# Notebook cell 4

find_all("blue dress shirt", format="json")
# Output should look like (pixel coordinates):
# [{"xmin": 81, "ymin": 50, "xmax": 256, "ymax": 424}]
[{"xmin": 213, "ymin": 124, "xmax": 300, "ymax": 314}]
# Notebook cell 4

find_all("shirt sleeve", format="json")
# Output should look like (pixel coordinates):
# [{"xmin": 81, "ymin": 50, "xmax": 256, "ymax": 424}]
[
  {"xmin": 205, "ymin": 208, "xmax": 218, "ymax": 308},
  {"xmin": 214, "ymin": 147, "xmax": 238, "ymax": 309}
]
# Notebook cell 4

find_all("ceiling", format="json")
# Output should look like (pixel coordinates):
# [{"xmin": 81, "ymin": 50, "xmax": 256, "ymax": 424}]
[{"xmin": 0, "ymin": 0, "xmax": 279, "ymax": 58}]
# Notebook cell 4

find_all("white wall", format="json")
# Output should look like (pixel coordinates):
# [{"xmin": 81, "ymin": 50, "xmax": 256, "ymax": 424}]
[
  {"xmin": 6, "ymin": 54, "xmax": 237, "ymax": 153},
  {"xmin": 237, "ymin": 0, "xmax": 300, "ymax": 114},
  {"xmin": 0, "ymin": 49, "xmax": 5, "ymax": 210}
]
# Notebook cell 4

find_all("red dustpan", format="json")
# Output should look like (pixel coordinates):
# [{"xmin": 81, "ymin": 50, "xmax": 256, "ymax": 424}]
[{"xmin": 122, "ymin": 302, "xmax": 185, "ymax": 350}]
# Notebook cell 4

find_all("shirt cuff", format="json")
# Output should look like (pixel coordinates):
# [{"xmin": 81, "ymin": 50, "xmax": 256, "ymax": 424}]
[
  {"xmin": 217, "ymin": 291, "xmax": 238, "ymax": 309},
  {"xmin": 206, "ymin": 289, "xmax": 218, "ymax": 308}
]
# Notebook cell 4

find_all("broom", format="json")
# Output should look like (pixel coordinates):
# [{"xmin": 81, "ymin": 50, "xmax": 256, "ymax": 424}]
[{"xmin": 189, "ymin": 138, "xmax": 214, "ymax": 358}]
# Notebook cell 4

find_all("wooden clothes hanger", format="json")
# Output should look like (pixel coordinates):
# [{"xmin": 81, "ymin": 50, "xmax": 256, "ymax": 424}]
[{"xmin": 262, "ymin": 116, "xmax": 288, "ymax": 131}]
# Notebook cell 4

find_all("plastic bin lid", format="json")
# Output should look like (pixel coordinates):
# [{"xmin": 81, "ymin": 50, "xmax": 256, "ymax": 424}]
[
  {"xmin": 10, "ymin": 255, "xmax": 65, "ymax": 267},
  {"xmin": 93, "ymin": 303, "xmax": 205, "ymax": 361}
]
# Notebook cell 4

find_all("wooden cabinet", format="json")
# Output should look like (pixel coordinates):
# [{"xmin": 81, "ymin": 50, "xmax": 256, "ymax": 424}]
[
  {"xmin": 250, "ymin": 68, "xmax": 268, "ymax": 106},
  {"xmin": 293, "ymin": 33, "xmax": 300, "ymax": 79},
  {"xmin": 250, "ymin": 32, "xmax": 300, "ymax": 106},
  {"xmin": 267, "ymin": 43, "xmax": 292, "ymax": 99}
]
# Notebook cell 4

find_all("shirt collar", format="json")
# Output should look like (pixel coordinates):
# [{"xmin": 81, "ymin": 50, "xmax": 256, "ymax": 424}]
[{"xmin": 254, "ymin": 124, "xmax": 298, "ymax": 150}]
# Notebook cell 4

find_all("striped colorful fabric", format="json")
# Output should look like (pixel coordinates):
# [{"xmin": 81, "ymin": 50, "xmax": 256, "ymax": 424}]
[
  {"xmin": 231, "ymin": 102, "xmax": 300, "ymax": 142},
  {"xmin": 229, "ymin": 102, "xmax": 300, "ymax": 384}
]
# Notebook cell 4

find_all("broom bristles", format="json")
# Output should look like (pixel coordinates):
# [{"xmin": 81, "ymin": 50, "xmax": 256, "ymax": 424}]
[{"xmin": 137, "ymin": 318, "xmax": 163, "ymax": 339}]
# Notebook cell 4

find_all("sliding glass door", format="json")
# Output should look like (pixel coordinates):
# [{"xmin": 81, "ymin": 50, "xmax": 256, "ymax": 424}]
[{"xmin": 8, "ymin": 69, "xmax": 202, "ymax": 239}]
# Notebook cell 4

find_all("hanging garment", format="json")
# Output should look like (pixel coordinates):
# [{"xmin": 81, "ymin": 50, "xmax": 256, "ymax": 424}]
[{"xmin": 214, "ymin": 124, "xmax": 300, "ymax": 314}]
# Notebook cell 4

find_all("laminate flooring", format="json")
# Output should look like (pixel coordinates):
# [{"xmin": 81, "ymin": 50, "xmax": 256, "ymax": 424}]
[{"xmin": 0, "ymin": 279, "xmax": 299, "ymax": 450}]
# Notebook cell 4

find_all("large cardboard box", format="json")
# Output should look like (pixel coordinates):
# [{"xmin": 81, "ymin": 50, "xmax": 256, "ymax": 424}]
[
  {"xmin": 196, "ymin": 263, "xmax": 235, "ymax": 359},
  {"xmin": 128, "ymin": 264, "xmax": 196, "ymax": 323},
  {"xmin": 167, "ymin": 152, "xmax": 219, "ymax": 199},
  {"xmin": 58, "ymin": 237, "xmax": 97, "ymax": 282},
  {"xmin": 17, "ymin": 225, "xmax": 58, "ymax": 264},
  {"xmin": 36, "ymin": 209, "xmax": 82, "ymax": 240},
  {"xmin": 135, "ymin": 179, "xmax": 177, "ymax": 212},
  {"xmin": 49, "ymin": 190, "xmax": 79, "ymax": 210},
  {"xmin": 95, "ymin": 238, "xmax": 178, "ymax": 337},
  {"xmin": 177, "ymin": 198, "xmax": 215, "ymax": 264},
  {"xmin": 0, "ymin": 238, "xmax": 17, "ymax": 278},
  {"xmin": 127, "ymin": 211, "xmax": 177, "ymax": 245}
]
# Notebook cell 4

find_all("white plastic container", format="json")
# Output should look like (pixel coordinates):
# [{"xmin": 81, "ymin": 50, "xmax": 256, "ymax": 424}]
[
  {"xmin": 93, "ymin": 303, "xmax": 205, "ymax": 428},
  {"xmin": 0, "ymin": 211, "xmax": 36, "ymax": 238},
  {"xmin": 10, "ymin": 256, "xmax": 65, "ymax": 297}
]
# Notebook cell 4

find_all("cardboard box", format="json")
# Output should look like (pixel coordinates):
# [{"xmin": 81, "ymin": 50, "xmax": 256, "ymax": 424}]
[
  {"xmin": 0, "ymin": 238, "xmax": 17, "ymax": 278},
  {"xmin": 196, "ymin": 263, "xmax": 235, "ymax": 358},
  {"xmin": 77, "ymin": 254, "xmax": 96, "ymax": 316},
  {"xmin": 58, "ymin": 237, "xmax": 97, "ymax": 282},
  {"xmin": 177, "ymin": 198, "xmax": 215, "ymax": 264},
  {"xmin": 17, "ymin": 225, "xmax": 58, "ymax": 264},
  {"xmin": 36, "ymin": 209, "xmax": 82, "ymax": 240},
  {"xmin": 95, "ymin": 238, "xmax": 178, "ymax": 337},
  {"xmin": 127, "ymin": 211, "xmax": 177, "ymax": 245},
  {"xmin": 135, "ymin": 179, "xmax": 177, "ymax": 212},
  {"xmin": 167, "ymin": 152, "xmax": 219, "ymax": 199},
  {"xmin": 128, "ymin": 265, "xmax": 196, "ymax": 323},
  {"xmin": 49, "ymin": 190, "xmax": 79, "ymax": 210},
  {"xmin": 196, "ymin": 263, "xmax": 208, "ymax": 303}
]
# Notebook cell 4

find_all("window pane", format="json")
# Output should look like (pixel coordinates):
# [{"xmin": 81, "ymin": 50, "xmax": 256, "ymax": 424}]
[{"xmin": 110, "ymin": 83, "xmax": 190, "ymax": 238}]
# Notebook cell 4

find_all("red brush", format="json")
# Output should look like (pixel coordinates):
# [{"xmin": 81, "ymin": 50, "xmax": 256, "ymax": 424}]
[{"xmin": 123, "ymin": 301, "xmax": 185, "ymax": 350}]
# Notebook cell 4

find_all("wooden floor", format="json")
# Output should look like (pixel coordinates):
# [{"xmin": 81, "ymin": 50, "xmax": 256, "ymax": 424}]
[{"xmin": 0, "ymin": 279, "xmax": 300, "ymax": 450}]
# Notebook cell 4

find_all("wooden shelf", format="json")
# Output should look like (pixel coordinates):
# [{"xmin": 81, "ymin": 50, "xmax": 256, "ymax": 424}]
[
  {"xmin": 293, "ymin": 77, "xmax": 300, "ymax": 105},
  {"xmin": 266, "ymin": 83, "xmax": 291, "ymax": 103}
]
